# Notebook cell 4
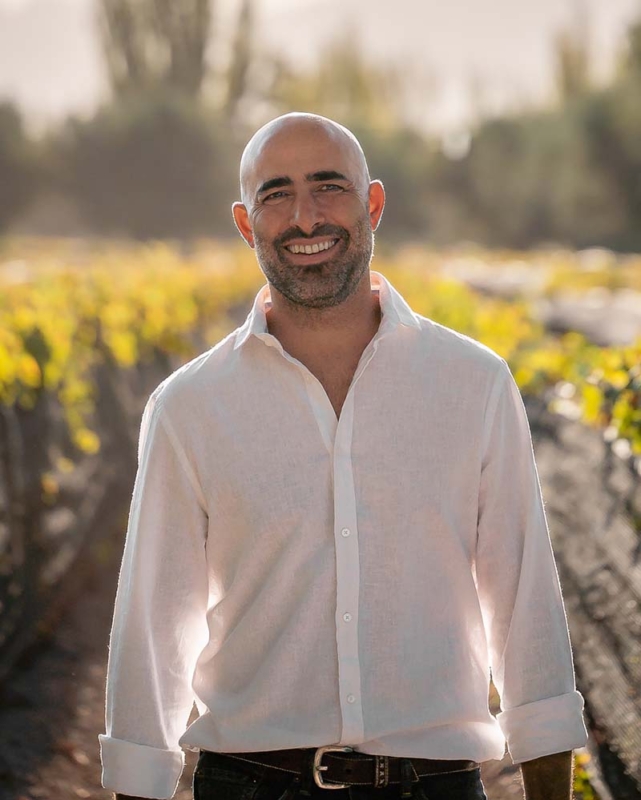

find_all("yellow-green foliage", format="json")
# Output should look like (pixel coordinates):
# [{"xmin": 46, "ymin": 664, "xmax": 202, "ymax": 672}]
[
  {"xmin": 0, "ymin": 238, "xmax": 263, "ymax": 452},
  {"xmin": 1, "ymin": 238, "xmax": 639, "ymax": 460},
  {"xmin": 573, "ymin": 751, "xmax": 600, "ymax": 799}
]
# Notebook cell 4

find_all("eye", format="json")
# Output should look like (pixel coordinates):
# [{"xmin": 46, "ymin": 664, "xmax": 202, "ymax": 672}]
[
  {"xmin": 262, "ymin": 190, "xmax": 290, "ymax": 204},
  {"xmin": 318, "ymin": 183, "xmax": 344, "ymax": 192}
]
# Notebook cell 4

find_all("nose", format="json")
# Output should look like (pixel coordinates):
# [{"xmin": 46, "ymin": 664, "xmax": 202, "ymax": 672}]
[{"xmin": 290, "ymin": 191, "xmax": 325, "ymax": 234}]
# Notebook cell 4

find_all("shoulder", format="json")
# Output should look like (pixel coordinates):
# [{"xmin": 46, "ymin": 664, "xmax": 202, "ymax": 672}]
[
  {"xmin": 414, "ymin": 314, "xmax": 507, "ymax": 378},
  {"xmin": 145, "ymin": 328, "xmax": 240, "ymax": 423}
]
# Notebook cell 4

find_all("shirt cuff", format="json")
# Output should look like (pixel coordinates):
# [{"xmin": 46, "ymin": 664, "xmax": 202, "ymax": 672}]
[
  {"xmin": 496, "ymin": 690, "xmax": 588, "ymax": 764},
  {"xmin": 99, "ymin": 734, "xmax": 185, "ymax": 799}
]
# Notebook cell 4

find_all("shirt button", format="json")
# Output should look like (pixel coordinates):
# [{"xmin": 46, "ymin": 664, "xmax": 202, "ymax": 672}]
[
  {"xmin": 347, "ymin": 694, "xmax": 356, "ymax": 704},
  {"xmin": 343, "ymin": 613, "xmax": 352, "ymax": 622},
  {"xmin": 341, "ymin": 528, "xmax": 350, "ymax": 537}
]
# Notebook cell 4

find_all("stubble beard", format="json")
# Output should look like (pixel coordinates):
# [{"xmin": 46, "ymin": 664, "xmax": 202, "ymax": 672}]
[{"xmin": 253, "ymin": 218, "xmax": 374, "ymax": 310}]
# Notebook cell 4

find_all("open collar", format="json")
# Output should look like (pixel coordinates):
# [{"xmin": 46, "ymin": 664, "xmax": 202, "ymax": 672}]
[{"xmin": 233, "ymin": 271, "xmax": 419, "ymax": 351}]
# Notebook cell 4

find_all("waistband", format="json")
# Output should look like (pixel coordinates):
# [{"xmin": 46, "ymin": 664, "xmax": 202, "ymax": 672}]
[{"xmin": 199, "ymin": 746, "xmax": 481, "ymax": 790}]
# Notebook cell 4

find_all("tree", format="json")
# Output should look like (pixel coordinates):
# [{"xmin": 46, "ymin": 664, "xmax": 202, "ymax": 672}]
[
  {"xmin": 617, "ymin": 17, "xmax": 641, "ymax": 79},
  {"xmin": 266, "ymin": 35, "xmax": 408, "ymax": 133},
  {"xmin": 51, "ymin": 0, "xmax": 257, "ymax": 239},
  {"xmin": 59, "ymin": 94, "xmax": 240, "ymax": 239},
  {"xmin": 223, "ymin": 0, "xmax": 254, "ymax": 120},
  {"xmin": 98, "ymin": 0, "xmax": 212, "ymax": 98},
  {"xmin": 554, "ymin": 2, "xmax": 592, "ymax": 103},
  {"xmin": 0, "ymin": 103, "xmax": 38, "ymax": 233}
]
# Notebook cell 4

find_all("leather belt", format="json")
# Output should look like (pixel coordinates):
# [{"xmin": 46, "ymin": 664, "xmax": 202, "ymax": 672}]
[{"xmin": 215, "ymin": 745, "xmax": 480, "ymax": 789}]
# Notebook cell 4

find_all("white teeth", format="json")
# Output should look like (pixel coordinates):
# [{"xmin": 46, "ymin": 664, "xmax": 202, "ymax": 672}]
[{"xmin": 286, "ymin": 239, "xmax": 337, "ymax": 254}]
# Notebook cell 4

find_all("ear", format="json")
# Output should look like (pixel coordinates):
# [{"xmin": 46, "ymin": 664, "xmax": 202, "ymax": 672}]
[
  {"xmin": 368, "ymin": 180, "xmax": 385, "ymax": 231},
  {"xmin": 232, "ymin": 202, "xmax": 254, "ymax": 248}
]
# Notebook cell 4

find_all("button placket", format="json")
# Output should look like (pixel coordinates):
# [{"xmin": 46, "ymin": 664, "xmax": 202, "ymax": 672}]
[
  {"xmin": 263, "ymin": 328, "xmax": 384, "ymax": 747},
  {"xmin": 332, "ymin": 346, "xmax": 383, "ymax": 746},
  {"xmin": 333, "ymin": 427, "xmax": 363, "ymax": 741}
]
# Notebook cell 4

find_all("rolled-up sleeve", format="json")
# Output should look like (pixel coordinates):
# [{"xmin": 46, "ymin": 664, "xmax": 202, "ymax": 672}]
[
  {"xmin": 475, "ymin": 359, "xmax": 588, "ymax": 763},
  {"xmin": 99, "ymin": 390, "xmax": 209, "ymax": 799}
]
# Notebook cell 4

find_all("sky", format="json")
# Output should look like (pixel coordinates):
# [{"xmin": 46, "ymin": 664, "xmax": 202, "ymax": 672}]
[{"xmin": 0, "ymin": 0, "xmax": 640, "ymax": 135}]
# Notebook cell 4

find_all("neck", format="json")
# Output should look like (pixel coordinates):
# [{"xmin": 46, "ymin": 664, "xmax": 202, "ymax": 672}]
[{"xmin": 265, "ymin": 271, "xmax": 381, "ymax": 357}]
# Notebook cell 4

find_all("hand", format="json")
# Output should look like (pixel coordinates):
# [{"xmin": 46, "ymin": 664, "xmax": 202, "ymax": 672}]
[{"xmin": 520, "ymin": 750, "xmax": 573, "ymax": 800}]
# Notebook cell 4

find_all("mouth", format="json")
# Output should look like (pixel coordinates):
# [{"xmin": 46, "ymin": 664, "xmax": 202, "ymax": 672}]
[{"xmin": 282, "ymin": 238, "xmax": 340, "ymax": 259}]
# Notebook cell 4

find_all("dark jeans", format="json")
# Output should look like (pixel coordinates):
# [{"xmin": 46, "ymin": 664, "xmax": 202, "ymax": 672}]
[{"xmin": 193, "ymin": 751, "xmax": 488, "ymax": 800}]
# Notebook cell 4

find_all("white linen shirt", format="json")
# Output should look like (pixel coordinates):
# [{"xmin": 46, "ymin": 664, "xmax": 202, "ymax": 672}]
[{"xmin": 100, "ymin": 271, "xmax": 588, "ymax": 799}]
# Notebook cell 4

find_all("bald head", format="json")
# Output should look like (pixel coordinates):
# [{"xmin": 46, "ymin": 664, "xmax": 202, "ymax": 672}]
[
  {"xmin": 231, "ymin": 112, "xmax": 386, "ymax": 309},
  {"xmin": 239, "ymin": 113, "xmax": 371, "ymax": 207}
]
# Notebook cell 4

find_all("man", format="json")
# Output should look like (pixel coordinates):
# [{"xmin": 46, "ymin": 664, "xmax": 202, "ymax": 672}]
[{"xmin": 100, "ymin": 113, "xmax": 588, "ymax": 800}]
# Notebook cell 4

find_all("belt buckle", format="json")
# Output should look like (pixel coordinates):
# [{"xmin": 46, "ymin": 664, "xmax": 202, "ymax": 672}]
[{"xmin": 313, "ymin": 745, "xmax": 354, "ymax": 789}]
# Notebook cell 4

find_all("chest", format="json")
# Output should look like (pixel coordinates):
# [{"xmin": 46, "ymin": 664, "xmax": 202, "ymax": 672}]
[
  {"xmin": 200, "ymin": 369, "xmax": 482, "ymax": 584},
  {"xmin": 306, "ymin": 359, "xmax": 360, "ymax": 419},
  {"xmin": 318, "ymin": 374, "xmax": 353, "ymax": 419}
]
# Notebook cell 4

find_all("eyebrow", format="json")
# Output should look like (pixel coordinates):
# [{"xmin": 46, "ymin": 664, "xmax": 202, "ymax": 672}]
[
  {"xmin": 306, "ymin": 170, "xmax": 350, "ymax": 183},
  {"xmin": 256, "ymin": 170, "xmax": 351, "ymax": 198},
  {"xmin": 256, "ymin": 176, "xmax": 293, "ymax": 196}
]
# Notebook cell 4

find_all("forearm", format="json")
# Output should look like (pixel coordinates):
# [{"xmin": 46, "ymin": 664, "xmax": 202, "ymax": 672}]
[{"xmin": 520, "ymin": 750, "xmax": 573, "ymax": 800}]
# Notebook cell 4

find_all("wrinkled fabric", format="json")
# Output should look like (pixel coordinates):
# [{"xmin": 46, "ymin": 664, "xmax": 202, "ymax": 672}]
[{"xmin": 100, "ymin": 272, "xmax": 587, "ymax": 799}]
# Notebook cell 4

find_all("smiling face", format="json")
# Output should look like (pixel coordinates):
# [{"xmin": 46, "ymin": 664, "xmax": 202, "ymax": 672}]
[{"xmin": 232, "ymin": 114, "xmax": 385, "ymax": 310}]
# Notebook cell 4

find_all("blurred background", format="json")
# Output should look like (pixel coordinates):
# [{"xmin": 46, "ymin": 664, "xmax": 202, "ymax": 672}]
[
  {"xmin": 0, "ymin": 1, "xmax": 640, "ymax": 799},
  {"xmin": 0, "ymin": 0, "xmax": 641, "ymax": 246}
]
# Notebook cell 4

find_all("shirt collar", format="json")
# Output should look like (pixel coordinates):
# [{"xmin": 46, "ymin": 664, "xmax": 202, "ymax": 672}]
[{"xmin": 233, "ymin": 271, "xmax": 420, "ymax": 351}]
